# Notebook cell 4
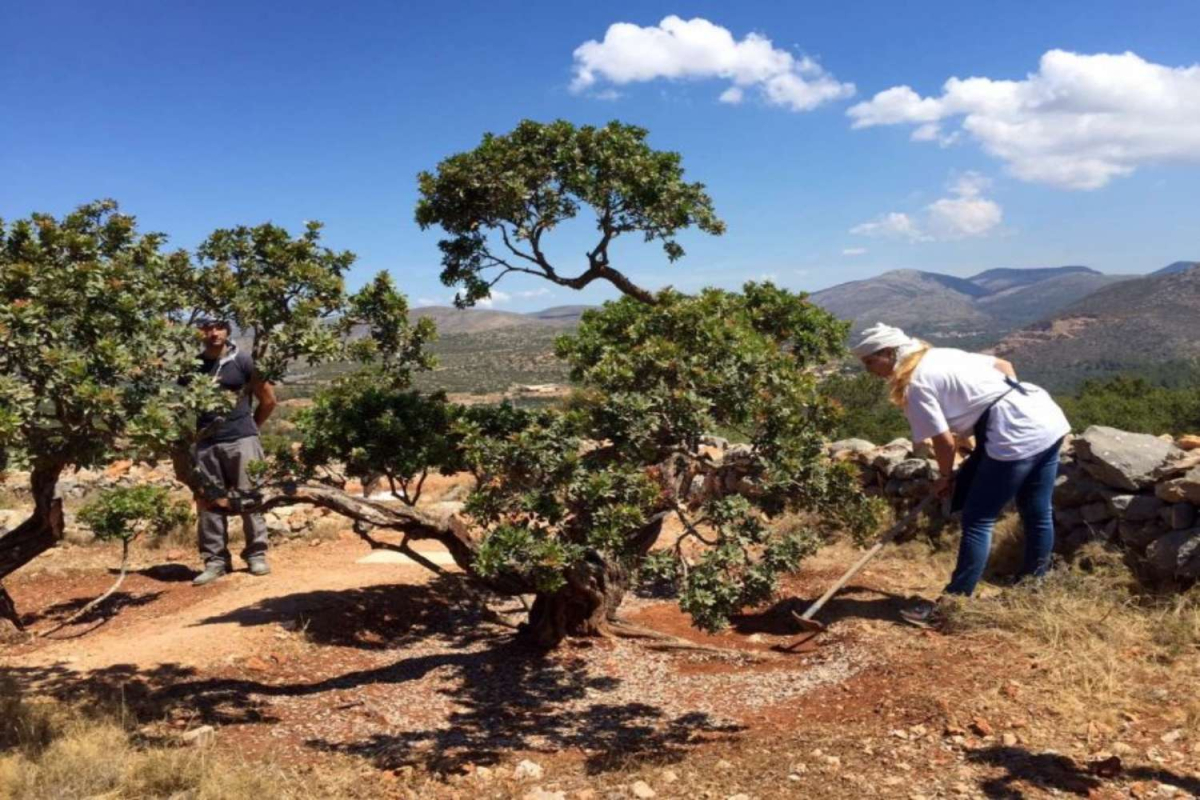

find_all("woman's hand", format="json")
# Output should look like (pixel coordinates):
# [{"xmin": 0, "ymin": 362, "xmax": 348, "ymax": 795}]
[{"xmin": 933, "ymin": 474, "xmax": 955, "ymax": 499}]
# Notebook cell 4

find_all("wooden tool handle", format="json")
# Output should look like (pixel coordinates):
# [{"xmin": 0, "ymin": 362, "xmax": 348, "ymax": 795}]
[{"xmin": 798, "ymin": 493, "xmax": 937, "ymax": 622}]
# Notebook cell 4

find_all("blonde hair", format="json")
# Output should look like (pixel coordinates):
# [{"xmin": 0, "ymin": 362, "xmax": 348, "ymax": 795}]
[{"xmin": 887, "ymin": 341, "xmax": 932, "ymax": 407}]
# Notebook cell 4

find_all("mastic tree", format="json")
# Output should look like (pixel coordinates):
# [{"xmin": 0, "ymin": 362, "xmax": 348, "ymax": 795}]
[
  {"xmin": 0, "ymin": 202, "xmax": 421, "ymax": 627},
  {"xmin": 192, "ymin": 221, "xmax": 357, "ymax": 381},
  {"xmin": 241, "ymin": 119, "xmax": 875, "ymax": 647},
  {"xmin": 0, "ymin": 201, "xmax": 204, "ymax": 623},
  {"xmin": 415, "ymin": 119, "xmax": 725, "ymax": 306},
  {"xmin": 460, "ymin": 287, "xmax": 877, "ymax": 644}
]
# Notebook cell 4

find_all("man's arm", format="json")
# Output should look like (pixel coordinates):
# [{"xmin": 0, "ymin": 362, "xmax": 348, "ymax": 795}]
[
  {"xmin": 993, "ymin": 357, "xmax": 1017, "ymax": 380},
  {"xmin": 251, "ymin": 375, "xmax": 277, "ymax": 428}
]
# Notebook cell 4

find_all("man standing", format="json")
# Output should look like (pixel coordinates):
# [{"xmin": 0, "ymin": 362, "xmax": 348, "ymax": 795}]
[{"xmin": 190, "ymin": 318, "xmax": 278, "ymax": 586}]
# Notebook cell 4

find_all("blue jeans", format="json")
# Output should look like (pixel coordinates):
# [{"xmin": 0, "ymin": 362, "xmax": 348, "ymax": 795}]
[{"xmin": 945, "ymin": 439, "xmax": 1062, "ymax": 596}]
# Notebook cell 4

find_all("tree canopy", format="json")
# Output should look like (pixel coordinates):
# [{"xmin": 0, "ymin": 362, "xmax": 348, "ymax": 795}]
[{"xmin": 416, "ymin": 119, "xmax": 725, "ymax": 306}]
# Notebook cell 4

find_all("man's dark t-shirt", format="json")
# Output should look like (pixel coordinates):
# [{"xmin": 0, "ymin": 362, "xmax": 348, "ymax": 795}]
[{"xmin": 195, "ymin": 347, "xmax": 259, "ymax": 444}]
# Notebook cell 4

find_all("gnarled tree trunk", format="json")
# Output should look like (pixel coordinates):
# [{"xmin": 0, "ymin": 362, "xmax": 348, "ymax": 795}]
[
  {"xmin": 519, "ymin": 512, "xmax": 670, "ymax": 648},
  {"xmin": 521, "ymin": 551, "xmax": 630, "ymax": 648},
  {"xmin": 0, "ymin": 460, "xmax": 66, "ymax": 628}
]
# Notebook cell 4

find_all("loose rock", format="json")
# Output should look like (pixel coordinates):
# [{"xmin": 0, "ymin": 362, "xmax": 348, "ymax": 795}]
[{"xmin": 1076, "ymin": 426, "xmax": 1181, "ymax": 491}]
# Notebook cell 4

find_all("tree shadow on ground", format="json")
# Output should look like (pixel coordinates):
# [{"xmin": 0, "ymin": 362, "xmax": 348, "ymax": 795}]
[
  {"xmin": 733, "ymin": 587, "xmax": 911, "ymax": 635},
  {"xmin": 8, "ymin": 577, "xmax": 742, "ymax": 774},
  {"xmin": 130, "ymin": 563, "xmax": 197, "ymax": 583},
  {"xmin": 967, "ymin": 745, "xmax": 1200, "ymax": 798},
  {"xmin": 23, "ymin": 590, "xmax": 165, "ymax": 630},
  {"xmin": 190, "ymin": 575, "xmax": 489, "ymax": 651}
]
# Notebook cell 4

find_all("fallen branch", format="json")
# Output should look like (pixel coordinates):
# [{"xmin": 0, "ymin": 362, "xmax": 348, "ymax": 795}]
[
  {"xmin": 609, "ymin": 620, "xmax": 773, "ymax": 662},
  {"xmin": 40, "ymin": 538, "xmax": 131, "ymax": 638}
]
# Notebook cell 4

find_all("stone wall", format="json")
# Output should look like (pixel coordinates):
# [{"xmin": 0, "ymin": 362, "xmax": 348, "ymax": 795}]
[
  {"xmin": 828, "ymin": 426, "xmax": 1200, "ymax": 586},
  {"xmin": 0, "ymin": 460, "xmax": 338, "ymax": 544}
]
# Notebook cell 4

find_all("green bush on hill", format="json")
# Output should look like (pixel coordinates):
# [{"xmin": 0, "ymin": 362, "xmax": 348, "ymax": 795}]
[
  {"xmin": 1057, "ymin": 371, "xmax": 1200, "ymax": 436},
  {"xmin": 822, "ymin": 371, "xmax": 909, "ymax": 444}
]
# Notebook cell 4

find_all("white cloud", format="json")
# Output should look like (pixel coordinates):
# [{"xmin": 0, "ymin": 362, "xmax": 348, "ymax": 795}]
[
  {"xmin": 427, "ymin": 287, "xmax": 551, "ymax": 309},
  {"xmin": 850, "ymin": 212, "xmax": 928, "ymax": 243},
  {"xmin": 851, "ymin": 172, "xmax": 1002, "ymax": 242},
  {"xmin": 571, "ymin": 16, "xmax": 854, "ymax": 111},
  {"xmin": 473, "ymin": 289, "xmax": 511, "ymax": 309},
  {"xmin": 842, "ymin": 247, "xmax": 868, "ymax": 256},
  {"xmin": 848, "ymin": 49, "xmax": 1200, "ymax": 190}
]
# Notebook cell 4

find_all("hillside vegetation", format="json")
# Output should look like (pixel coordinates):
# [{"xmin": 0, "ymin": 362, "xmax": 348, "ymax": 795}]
[
  {"xmin": 995, "ymin": 265, "xmax": 1200, "ymax": 390},
  {"xmin": 810, "ymin": 265, "xmax": 1134, "ymax": 346}
]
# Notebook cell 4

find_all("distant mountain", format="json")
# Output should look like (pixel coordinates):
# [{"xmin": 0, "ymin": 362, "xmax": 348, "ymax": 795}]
[
  {"xmin": 1152, "ymin": 261, "xmax": 1200, "ymax": 276},
  {"xmin": 994, "ymin": 267, "xmax": 1200, "ymax": 389},
  {"xmin": 527, "ymin": 305, "xmax": 593, "ymax": 327},
  {"xmin": 967, "ymin": 265, "xmax": 1096, "ymax": 293},
  {"xmin": 410, "ymin": 306, "xmax": 549, "ymax": 335},
  {"xmin": 408, "ymin": 304, "xmax": 597, "ymax": 335},
  {"xmin": 975, "ymin": 270, "xmax": 1134, "ymax": 331},
  {"xmin": 810, "ymin": 269, "xmax": 993, "ymax": 341},
  {"xmin": 809, "ymin": 266, "xmax": 1134, "ymax": 344}
]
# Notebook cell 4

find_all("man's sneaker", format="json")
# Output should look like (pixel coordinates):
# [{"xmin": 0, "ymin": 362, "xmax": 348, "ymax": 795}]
[
  {"xmin": 193, "ymin": 562, "xmax": 230, "ymax": 586},
  {"xmin": 900, "ymin": 598, "xmax": 945, "ymax": 628},
  {"xmin": 247, "ymin": 557, "xmax": 271, "ymax": 577}
]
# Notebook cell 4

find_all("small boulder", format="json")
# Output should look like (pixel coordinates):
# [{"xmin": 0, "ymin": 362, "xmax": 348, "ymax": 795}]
[
  {"xmin": 1054, "ymin": 507, "xmax": 1083, "ymax": 529},
  {"xmin": 872, "ymin": 450, "xmax": 908, "ymax": 477},
  {"xmin": 1105, "ymin": 494, "xmax": 1163, "ymax": 522},
  {"xmin": 828, "ymin": 438, "xmax": 876, "ymax": 459},
  {"xmin": 514, "ymin": 760, "xmax": 545, "ymax": 780},
  {"xmin": 522, "ymin": 790, "xmax": 564, "ymax": 800},
  {"xmin": 1053, "ymin": 473, "xmax": 1108, "ymax": 509},
  {"xmin": 1177, "ymin": 434, "xmax": 1200, "ymax": 451},
  {"xmin": 1117, "ymin": 520, "xmax": 1167, "ymax": 551},
  {"xmin": 630, "ymin": 780, "xmax": 656, "ymax": 799},
  {"xmin": 1080, "ymin": 502, "xmax": 1112, "ymax": 525},
  {"xmin": 1143, "ymin": 528, "xmax": 1200, "ymax": 582},
  {"xmin": 891, "ymin": 459, "xmax": 932, "ymax": 481},
  {"xmin": 180, "ymin": 725, "xmax": 216, "ymax": 746},
  {"xmin": 1159, "ymin": 503, "xmax": 1197, "ymax": 531},
  {"xmin": 1075, "ymin": 426, "xmax": 1181, "ymax": 491}
]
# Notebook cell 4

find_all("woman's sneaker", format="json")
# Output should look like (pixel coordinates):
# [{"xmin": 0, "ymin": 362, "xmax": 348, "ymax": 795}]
[
  {"xmin": 247, "ymin": 557, "xmax": 271, "ymax": 577},
  {"xmin": 900, "ymin": 598, "xmax": 945, "ymax": 628}
]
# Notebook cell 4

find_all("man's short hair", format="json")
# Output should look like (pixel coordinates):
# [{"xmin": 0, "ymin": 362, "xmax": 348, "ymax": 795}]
[{"xmin": 196, "ymin": 317, "xmax": 232, "ymax": 333}]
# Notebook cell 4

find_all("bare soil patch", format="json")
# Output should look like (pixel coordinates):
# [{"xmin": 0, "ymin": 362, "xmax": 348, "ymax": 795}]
[{"xmin": 4, "ymin": 536, "xmax": 1198, "ymax": 798}]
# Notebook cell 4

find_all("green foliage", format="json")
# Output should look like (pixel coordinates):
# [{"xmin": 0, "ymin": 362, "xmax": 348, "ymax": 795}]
[
  {"xmin": 193, "ymin": 220, "xmax": 356, "ymax": 381},
  {"xmin": 78, "ymin": 486, "xmax": 192, "ymax": 543},
  {"xmin": 415, "ymin": 119, "xmax": 725, "ymax": 306},
  {"xmin": 0, "ymin": 201, "xmax": 208, "ymax": 474},
  {"xmin": 464, "ymin": 283, "xmax": 878, "ymax": 631},
  {"xmin": 821, "ymin": 370, "xmax": 909, "ymax": 444},
  {"xmin": 1057, "ymin": 372, "xmax": 1200, "ymax": 435},
  {"xmin": 342, "ymin": 272, "xmax": 437, "ymax": 383},
  {"xmin": 296, "ymin": 378, "xmax": 460, "ymax": 503}
]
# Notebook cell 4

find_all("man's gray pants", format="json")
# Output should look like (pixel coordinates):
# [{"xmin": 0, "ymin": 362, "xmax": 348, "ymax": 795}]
[{"xmin": 196, "ymin": 436, "xmax": 269, "ymax": 567}]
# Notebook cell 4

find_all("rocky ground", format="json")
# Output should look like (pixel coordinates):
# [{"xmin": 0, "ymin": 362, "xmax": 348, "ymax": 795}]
[{"xmin": 3, "ymin": 521, "xmax": 1198, "ymax": 799}]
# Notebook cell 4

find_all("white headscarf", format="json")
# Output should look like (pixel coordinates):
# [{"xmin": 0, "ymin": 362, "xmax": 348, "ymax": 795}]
[{"xmin": 852, "ymin": 322, "xmax": 922, "ymax": 360}]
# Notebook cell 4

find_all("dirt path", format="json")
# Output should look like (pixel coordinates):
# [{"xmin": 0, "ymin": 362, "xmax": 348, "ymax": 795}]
[
  {"xmin": 4, "ymin": 537, "xmax": 1197, "ymax": 799},
  {"xmin": 4, "ymin": 535, "xmax": 437, "ymax": 672}
]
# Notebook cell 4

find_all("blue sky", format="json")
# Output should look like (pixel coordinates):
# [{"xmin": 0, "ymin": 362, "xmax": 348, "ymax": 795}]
[{"xmin": 3, "ymin": 1, "xmax": 1198, "ymax": 310}]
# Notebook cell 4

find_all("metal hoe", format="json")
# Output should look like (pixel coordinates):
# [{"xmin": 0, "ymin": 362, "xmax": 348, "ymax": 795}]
[{"xmin": 781, "ymin": 492, "xmax": 940, "ymax": 649}]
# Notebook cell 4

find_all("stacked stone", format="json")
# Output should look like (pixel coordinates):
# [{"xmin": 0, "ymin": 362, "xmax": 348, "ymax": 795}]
[
  {"xmin": 827, "ymin": 425, "xmax": 1200, "ymax": 587},
  {"xmin": 1061, "ymin": 426, "xmax": 1200, "ymax": 583},
  {"xmin": 828, "ymin": 436, "xmax": 941, "ymax": 511}
]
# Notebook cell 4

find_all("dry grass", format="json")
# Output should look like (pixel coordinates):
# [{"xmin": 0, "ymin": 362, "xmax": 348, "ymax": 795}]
[
  {"xmin": 0, "ymin": 678, "xmax": 379, "ymax": 799},
  {"xmin": 941, "ymin": 542, "xmax": 1200, "ymax": 732}
]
